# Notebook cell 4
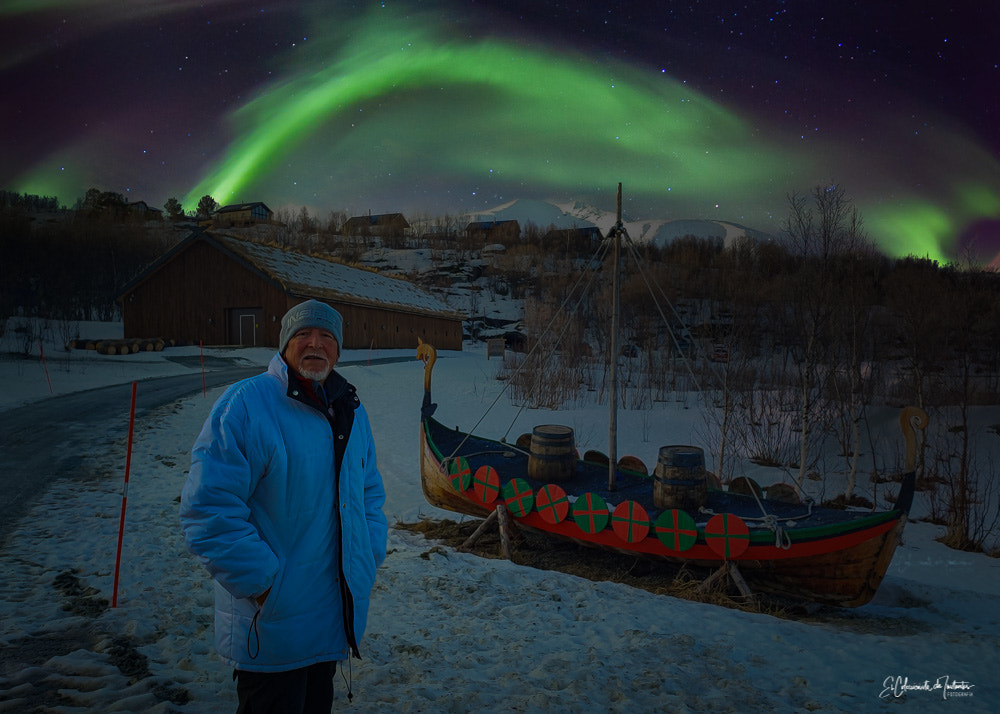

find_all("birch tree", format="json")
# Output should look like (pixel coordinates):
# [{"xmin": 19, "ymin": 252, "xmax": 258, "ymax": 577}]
[{"xmin": 782, "ymin": 184, "xmax": 868, "ymax": 489}]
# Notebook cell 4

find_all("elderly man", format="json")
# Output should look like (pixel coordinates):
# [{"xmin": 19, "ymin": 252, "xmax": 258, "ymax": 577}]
[{"xmin": 180, "ymin": 299, "xmax": 388, "ymax": 713}]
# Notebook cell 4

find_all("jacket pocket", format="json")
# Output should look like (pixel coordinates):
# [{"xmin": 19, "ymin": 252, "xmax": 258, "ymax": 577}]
[
  {"xmin": 256, "ymin": 562, "xmax": 289, "ymax": 620},
  {"xmin": 346, "ymin": 531, "xmax": 378, "ymax": 597}
]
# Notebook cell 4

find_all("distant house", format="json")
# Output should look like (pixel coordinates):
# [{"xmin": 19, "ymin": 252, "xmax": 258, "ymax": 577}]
[
  {"xmin": 466, "ymin": 220, "xmax": 520, "ymax": 242},
  {"xmin": 116, "ymin": 231, "xmax": 463, "ymax": 350},
  {"xmin": 342, "ymin": 212, "xmax": 410, "ymax": 237},
  {"xmin": 124, "ymin": 201, "xmax": 162, "ymax": 221},
  {"xmin": 213, "ymin": 202, "xmax": 273, "ymax": 228}
]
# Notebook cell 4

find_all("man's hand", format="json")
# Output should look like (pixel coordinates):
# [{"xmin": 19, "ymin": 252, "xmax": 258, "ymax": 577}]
[{"xmin": 254, "ymin": 587, "xmax": 272, "ymax": 608}]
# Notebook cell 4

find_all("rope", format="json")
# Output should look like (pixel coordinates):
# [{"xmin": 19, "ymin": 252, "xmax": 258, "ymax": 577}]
[
  {"xmin": 619, "ymin": 232, "xmax": 712, "ymax": 394},
  {"xmin": 760, "ymin": 514, "xmax": 793, "ymax": 549},
  {"xmin": 439, "ymin": 448, "xmax": 525, "ymax": 471},
  {"xmin": 444, "ymin": 219, "xmax": 710, "ymax": 461},
  {"xmin": 501, "ymin": 239, "xmax": 613, "ymax": 441},
  {"xmin": 698, "ymin": 484, "xmax": 815, "ymax": 550},
  {"xmin": 744, "ymin": 480, "xmax": 788, "ymax": 548},
  {"xmin": 440, "ymin": 239, "xmax": 613, "ymax": 462}
]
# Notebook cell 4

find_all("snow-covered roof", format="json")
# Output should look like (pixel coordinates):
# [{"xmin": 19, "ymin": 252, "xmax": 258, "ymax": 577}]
[
  {"xmin": 211, "ymin": 234, "xmax": 460, "ymax": 318},
  {"xmin": 215, "ymin": 202, "xmax": 272, "ymax": 215},
  {"xmin": 344, "ymin": 212, "xmax": 408, "ymax": 226}
]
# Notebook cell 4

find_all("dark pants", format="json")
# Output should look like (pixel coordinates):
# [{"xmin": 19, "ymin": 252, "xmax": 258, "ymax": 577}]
[{"xmin": 234, "ymin": 661, "xmax": 337, "ymax": 714}]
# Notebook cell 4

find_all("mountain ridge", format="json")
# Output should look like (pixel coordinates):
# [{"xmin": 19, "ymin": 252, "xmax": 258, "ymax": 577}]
[{"xmin": 467, "ymin": 197, "xmax": 775, "ymax": 246}]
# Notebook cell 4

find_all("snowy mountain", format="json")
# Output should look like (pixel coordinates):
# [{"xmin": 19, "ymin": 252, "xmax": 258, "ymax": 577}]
[
  {"xmin": 468, "ymin": 198, "xmax": 775, "ymax": 246},
  {"xmin": 467, "ymin": 198, "xmax": 604, "ymax": 231},
  {"xmin": 626, "ymin": 218, "xmax": 774, "ymax": 248}
]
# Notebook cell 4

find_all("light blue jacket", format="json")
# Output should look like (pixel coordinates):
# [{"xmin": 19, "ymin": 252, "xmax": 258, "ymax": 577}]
[{"xmin": 180, "ymin": 354, "xmax": 388, "ymax": 672}]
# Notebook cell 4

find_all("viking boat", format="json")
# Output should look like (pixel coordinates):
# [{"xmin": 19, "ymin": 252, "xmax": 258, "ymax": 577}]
[{"xmin": 417, "ymin": 185, "xmax": 925, "ymax": 608}]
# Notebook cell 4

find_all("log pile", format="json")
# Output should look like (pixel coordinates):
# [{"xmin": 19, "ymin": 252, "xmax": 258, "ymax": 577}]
[{"xmin": 68, "ymin": 338, "xmax": 167, "ymax": 355}]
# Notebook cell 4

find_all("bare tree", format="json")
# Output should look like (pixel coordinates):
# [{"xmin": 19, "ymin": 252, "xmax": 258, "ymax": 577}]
[
  {"xmin": 295, "ymin": 205, "xmax": 316, "ymax": 234},
  {"xmin": 828, "ymin": 240, "xmax": 883, "ymax": 500},
  {"xmin": 325, "ymin": 210, "xmax": 346, "ymax": 235},
  {"xmin": 882, "ymin": 258, "xmax": 950, "ymax": 413},
  {"xmin": 781, "ymin": 184, "xmax": 868, "ymax": 489},
  {"xmin": 934, "ymin": 269, "xmax": 999, "ymax": 549}
]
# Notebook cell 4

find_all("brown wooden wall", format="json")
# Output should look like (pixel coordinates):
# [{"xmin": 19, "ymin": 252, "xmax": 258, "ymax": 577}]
[
  {"xmin": 337, "ymin": 303, "xmax": 462, "ymax": 351},
  {"xmin": 119, "ymin": 240, "xmax": 463, "ymax": 351},
  {"xmin": 120, "ymin": 241, "xmax": 289, "ymax": 346}
]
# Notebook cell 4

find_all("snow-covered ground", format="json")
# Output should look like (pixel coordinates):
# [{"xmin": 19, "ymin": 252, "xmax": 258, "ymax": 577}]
[{"xmin": 0, "ymin": 326, "xmax": 997, "ymax": 712}]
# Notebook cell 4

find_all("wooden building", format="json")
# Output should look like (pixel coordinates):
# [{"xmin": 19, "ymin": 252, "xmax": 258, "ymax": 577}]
[
  {"xmin": 466, "ymin": 219, "xmax": 521, "ymax": 242},
  {"xmin": 116, "ymin": 232, "xmax": 463, "ymax": 350},
  {"xmin": 213, "ymin": 202, "xmax": 273, "ymax": 228},
  {"xmin": 342, "ymin": 212, "xmax": 410, "ymax": 237},
  {"xmin": 124, "ymin": 200, "xmax": 163, "ymax": 221}
]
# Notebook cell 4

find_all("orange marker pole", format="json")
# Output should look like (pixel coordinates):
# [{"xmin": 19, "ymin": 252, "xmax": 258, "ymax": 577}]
[{"xmin": 112, "ymin": 381, "xmax": 138, "ymax": 608}]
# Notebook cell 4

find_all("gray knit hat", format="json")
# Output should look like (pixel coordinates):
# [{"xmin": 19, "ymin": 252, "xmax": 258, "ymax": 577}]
[{"xmin": 278, "ymin": 300, "xmax": 343, "ymax": 353}]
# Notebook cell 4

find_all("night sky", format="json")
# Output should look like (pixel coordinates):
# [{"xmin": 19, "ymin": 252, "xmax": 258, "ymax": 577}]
[{"xmin": 2, "ymin": 1, "xmax": 998, "ymax": 262}]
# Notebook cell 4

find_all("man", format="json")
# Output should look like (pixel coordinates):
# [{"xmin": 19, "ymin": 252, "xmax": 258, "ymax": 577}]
[{"xmin": 180, "ymin": 299, "xmax": 388, "ymax": 713}]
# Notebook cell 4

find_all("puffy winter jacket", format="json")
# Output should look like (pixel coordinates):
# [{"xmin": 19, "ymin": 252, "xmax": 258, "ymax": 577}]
[{"xmin": 180, "ymin": 353, "xmax": 388, "ymax": 672}]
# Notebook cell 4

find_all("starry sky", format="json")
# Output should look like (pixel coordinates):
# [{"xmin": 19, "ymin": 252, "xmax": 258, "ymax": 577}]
[{"xmin": 2, "ymin": 1, "xmax": 998, "ymax": 262}]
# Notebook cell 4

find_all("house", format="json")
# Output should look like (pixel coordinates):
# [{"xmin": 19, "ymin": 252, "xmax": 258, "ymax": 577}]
[
  {"xmin": 212, "ymin": 202, "xmax": 273, "ymax": 228},
  {"xmin": 341, "ymin": 212, "xmax": 410, "ymax": 237},
  {"xmin": 124, "ymin": 200, "xmax": 163, "ymax": 221},
  {"xmin": 466, "ymin": 220, "xmax": 520, "ymax": 242},
  {"xmin": 116, "ymin": 231, "xmax": 464, "ymax": 350}
]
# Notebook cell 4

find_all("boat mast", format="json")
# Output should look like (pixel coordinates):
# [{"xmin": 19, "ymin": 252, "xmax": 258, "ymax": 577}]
[{"xmin": 608, "ymin": 183, "xmax": 622, "ymax": 491}]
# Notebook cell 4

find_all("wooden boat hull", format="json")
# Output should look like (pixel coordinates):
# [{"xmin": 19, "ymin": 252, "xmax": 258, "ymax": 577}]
[{"xmin": 420, "ymin": 417, "xmax": 914, "ymax": 608}]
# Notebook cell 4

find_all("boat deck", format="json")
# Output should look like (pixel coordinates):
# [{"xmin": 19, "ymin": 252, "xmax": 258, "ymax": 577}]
[{"xmin": 425, "ymin": 417, "xmax": 902, "ymax": 539}]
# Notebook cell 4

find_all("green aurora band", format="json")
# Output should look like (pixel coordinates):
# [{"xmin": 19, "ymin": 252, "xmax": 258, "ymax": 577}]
[
  {"xmin": 183, "ymin": 12, "xmax": 773, "ymax": 211},
  {"xmin": 180, "ymin": 9, "xmax": 999, "ymax": 262},
  {"xmin": 9, "ymin": 5, "xmax": 999, "ymax": 262}
]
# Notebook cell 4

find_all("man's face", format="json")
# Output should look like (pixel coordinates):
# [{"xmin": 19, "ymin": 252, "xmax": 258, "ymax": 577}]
[{"xmin": 284, "ymin": 327, "xmax": 339, "ymax": 381}]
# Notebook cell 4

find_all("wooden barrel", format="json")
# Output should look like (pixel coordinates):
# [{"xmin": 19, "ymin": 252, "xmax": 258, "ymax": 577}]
[
  {"xmin": 653, "ymin": 445, "xmax": 707, "ymax": 512},
  {"xmin": 527, "ymin": 425, "xmax": 576, "ymax": 482}
]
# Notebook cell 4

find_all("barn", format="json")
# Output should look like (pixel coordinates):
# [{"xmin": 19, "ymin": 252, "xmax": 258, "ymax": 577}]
[
  {"xmin": 466, "ymin": 219, "xmax": 521, "ymax": 242},
  {"xmin": 116, "ymin": 231, "xmax": 463, "ymax": 350},
  {"xmin": 341, "ymin": 212, "xmax": 410, "ymax": 237},
  {"xmin": 212, "ymin": 202, "xmax": 273, "ymax": 228}
]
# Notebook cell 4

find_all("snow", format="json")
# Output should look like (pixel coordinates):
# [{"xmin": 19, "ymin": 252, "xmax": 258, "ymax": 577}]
[
  {"xmin": 469, "ymin": 199, "xmax": 600, "ymax": 232},
  {"xmin": 1, "ymin": 328, "xmax": 997, "ymax": 712},
  {"xmin": 213, "ymin": 234, "xmax": 458, "ymax": 316}
]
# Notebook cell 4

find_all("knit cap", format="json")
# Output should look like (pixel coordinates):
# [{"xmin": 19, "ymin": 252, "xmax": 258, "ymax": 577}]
[{"xmin": 278, "ymin": 300, "xmax": 343, "ymax": 353}]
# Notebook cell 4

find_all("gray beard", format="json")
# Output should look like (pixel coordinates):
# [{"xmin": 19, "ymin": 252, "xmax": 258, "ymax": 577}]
[{"xmin": 298, "ymin": 365, "xmax": 331, "ymax": 382}]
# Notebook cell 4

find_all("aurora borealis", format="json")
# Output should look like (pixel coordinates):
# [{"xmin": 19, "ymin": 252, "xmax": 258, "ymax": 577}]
[{"xmin": 2, "ymin": 1, "xmax": 998, "ymax": 262}]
